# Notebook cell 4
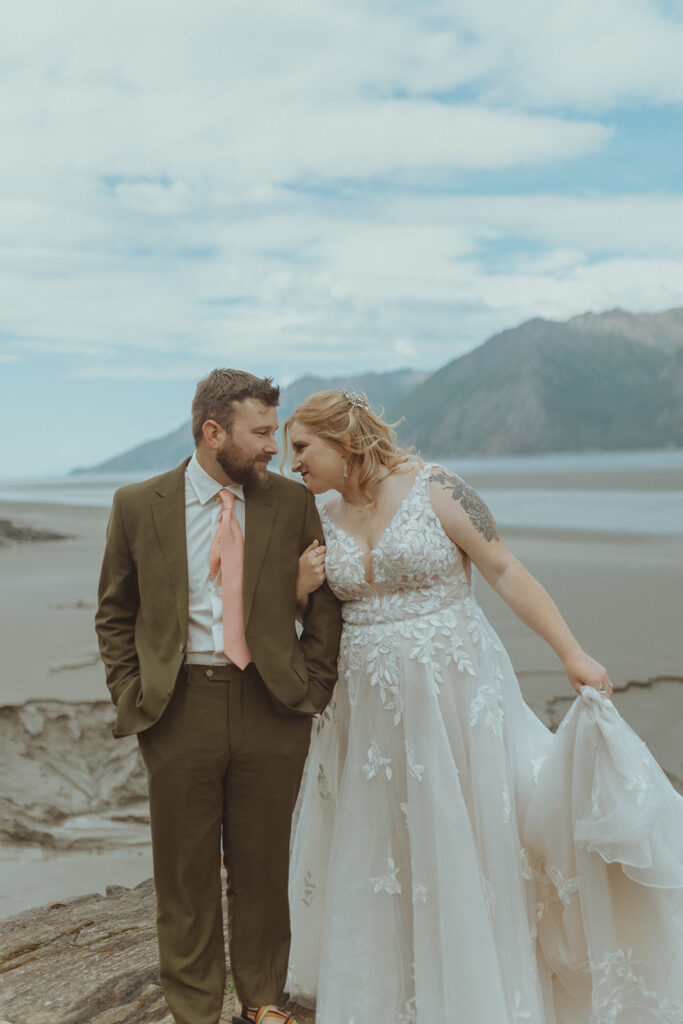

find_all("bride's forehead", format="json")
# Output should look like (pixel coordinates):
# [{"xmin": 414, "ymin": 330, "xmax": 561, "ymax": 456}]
[{"xmin": 289, "ymin": 422, "xmax": 319, "ymax": 444}]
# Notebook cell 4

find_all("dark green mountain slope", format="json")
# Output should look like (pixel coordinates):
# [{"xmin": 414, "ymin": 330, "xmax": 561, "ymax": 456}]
[
  {"xmin": 391, "ymin": 310, "xmax": 683, "ymax": 455},
  {"xmin": 78, "ymin": 369, "xmax": 427, "ymax": 473},
  {"xmin": 76, "ymin": 308, "xmax": 683, "ymax": 471}
]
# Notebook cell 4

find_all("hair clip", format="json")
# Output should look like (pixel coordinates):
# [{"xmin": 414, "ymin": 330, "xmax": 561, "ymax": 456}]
[{"xmin": 343, "ymin": 390, "xmax": 370, "ymax": 411}]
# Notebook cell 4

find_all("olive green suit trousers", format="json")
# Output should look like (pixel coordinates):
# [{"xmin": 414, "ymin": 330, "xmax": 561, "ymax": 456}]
[{"xmin": 96, "ymin": 461, "xmax": 341, "ymax": 1024}]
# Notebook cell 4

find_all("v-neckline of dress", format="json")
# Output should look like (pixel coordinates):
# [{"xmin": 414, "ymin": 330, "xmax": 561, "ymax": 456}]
[{"xmin": 320, "ymin": 465, "xmax": 428, "ymax": 585}]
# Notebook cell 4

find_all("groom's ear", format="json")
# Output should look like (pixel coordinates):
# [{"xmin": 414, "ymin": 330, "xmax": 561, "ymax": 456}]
[{"xmin": 200, "ymin": 419, "xmax": 225, "ymax": 450}]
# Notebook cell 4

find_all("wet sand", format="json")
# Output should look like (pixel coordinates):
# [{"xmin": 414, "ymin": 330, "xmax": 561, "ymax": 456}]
[
  {"xmin": 477, "ymin": 528, "xmax": 683, "ymax": 784},
  {"xmin": 0, "ymin": 490, "xmax": 681, "ymax": 918},
  {"xmin": 465, "ymin": 466, "xmax": 683, "ymax": 491},
  {"xmin": 0, "ymin": 502, "xmax": 108, "ymax": 705}
]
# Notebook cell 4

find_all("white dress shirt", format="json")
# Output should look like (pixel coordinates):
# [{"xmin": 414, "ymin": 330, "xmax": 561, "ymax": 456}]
[{"xmin": 184, "ymin": 453, "xmax": 245, "ymax": 665}]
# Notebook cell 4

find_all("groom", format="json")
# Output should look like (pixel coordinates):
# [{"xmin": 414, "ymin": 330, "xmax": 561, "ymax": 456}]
[{"xmin": 95, "ymin": 369, "xmax": 341, "ymax": 1024}]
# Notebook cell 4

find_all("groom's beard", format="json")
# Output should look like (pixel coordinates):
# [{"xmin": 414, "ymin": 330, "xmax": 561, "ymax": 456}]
[{"xmin": 216, "ymin": 443, "xmax": 271, "ymax": 486}]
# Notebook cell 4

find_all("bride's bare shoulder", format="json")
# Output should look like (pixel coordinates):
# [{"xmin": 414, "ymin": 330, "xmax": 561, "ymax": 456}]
[
  {"xmin": 322, "ymin": 495, "xmax": 344, "ymax": 517},
  {"xmin": 388, "ymin": 458, "xmax": 424, "ymax": 483},
  {"xmin": 372, "ymin": 459, "xmax": 424, "ymax": 506}
]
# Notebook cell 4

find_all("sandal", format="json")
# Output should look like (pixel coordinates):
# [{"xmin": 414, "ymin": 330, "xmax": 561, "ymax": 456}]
[{"xmin": 233, "ymin": 1004, "xmax": 297, "ymax": 1024}]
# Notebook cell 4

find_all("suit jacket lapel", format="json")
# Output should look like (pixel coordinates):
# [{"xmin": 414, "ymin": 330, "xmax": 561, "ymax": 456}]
[
  {"xmin": 151, "ymin": 460, "xmax": 190, "ymax": 639},
  {"xmin": 243, "ymin": 475, "xmax": 277, "ymax": 627}
]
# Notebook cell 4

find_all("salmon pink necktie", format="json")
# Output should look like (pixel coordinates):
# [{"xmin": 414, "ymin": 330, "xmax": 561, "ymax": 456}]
[{"xmin": 209, "ymin": 489, "xmax": 251, "ymax": 669}]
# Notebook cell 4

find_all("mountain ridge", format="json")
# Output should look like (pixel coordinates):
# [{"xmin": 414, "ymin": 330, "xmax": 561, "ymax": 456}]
[
  {"xmin": 390, "ymin": 308, "xmax": 683, "ymax": 455},
  {"xmin": 76, "ymin": 368, "xmax": 428, "ymax": 474},
  {"xmin": 75, "ymin": 308, "xmax": 683, "ymax": 472}
]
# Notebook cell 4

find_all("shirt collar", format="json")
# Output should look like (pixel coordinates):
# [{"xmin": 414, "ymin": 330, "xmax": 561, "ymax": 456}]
[{"xmin": 186, "ymin": 452, "xmax": 245, "ymax": 506}]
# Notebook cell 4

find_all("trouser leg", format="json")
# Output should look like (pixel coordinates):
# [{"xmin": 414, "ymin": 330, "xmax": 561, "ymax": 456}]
[
  {"xmin": 138, "ymin": 672, "xmax": 230, "ymax": 1024},
  {"xmin": 223, "ymin": 669, "xmax": 312, "ymax": 1007}
]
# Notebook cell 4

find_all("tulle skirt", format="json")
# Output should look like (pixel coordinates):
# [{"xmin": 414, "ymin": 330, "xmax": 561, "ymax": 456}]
[{"xmin": 287, "ymin": 608, "xmax": 683, "ymax": 1023}]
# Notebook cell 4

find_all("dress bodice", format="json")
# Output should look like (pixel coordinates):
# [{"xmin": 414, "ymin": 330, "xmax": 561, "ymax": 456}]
[{"xmin": 320, "ymin": 464, "xmax": 471, "ymax": 625}]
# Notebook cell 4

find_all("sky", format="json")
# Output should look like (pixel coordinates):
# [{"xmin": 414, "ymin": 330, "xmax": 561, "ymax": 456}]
[{"xmin": 1, "ymin": 0, "xmax": 683, "ymax": 478}]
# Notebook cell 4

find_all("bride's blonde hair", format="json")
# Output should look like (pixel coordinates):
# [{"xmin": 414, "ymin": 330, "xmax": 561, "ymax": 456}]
[{"xmin": 282, "ymin": 390, "xmax": 417, "ymax": 507}]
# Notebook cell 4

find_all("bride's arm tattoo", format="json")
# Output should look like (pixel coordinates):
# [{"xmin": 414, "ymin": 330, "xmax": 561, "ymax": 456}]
[{"xmin": 430, "ymin": 469, "xmax": 500, "ymax": 542}]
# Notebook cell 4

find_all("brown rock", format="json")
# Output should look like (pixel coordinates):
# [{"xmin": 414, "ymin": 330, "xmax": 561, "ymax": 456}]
[
  {"xmin": 0, "ymin": 519, "xmax": 70, "ymax": 546},
  {"xmin": 0, "ymin": 879, "xmax": 314, "ymax": 1024},
  {"xmin": 0, "ymin": 880, "xmax": 166, "ymax": 1024},
  {"xmin": 0, "ymin": 701, "xmax": 148, "ymax": 848}
]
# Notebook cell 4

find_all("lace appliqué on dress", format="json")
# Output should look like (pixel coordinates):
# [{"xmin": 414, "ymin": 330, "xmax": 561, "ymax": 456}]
[
  {"xmin": 591, "ymin": 948, "xmax": 683, "ymax": 1024},
  {"xmin": 405, "ymin": 744, "xmax": 424, "ymax": 782},
  {"xmin": 397, "ymin": 996, "xmax": 417, "ymax": 1024},
  {"xmin": 469, "ymin": 673, "xmax": 505, "ymax": 739},
  {"xmin": 317, "ymin": 763, "xmax": 333, "ymax": 801},
  {"xmin": 361, "ymin": 741, "xmax": 393, "ymax": 781},
  {"xmin": 302, "ymin": 869, "xmax": 315, "ymax": 907},
  {"xmin": 370, "ymin": 857, "xmax": 402, "ymax": 895}
]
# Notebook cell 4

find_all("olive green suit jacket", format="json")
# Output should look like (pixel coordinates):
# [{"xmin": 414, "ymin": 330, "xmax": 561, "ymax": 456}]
[{"xmin": 95, "ymin": 459, "xmax": 342, "ymax": 737}]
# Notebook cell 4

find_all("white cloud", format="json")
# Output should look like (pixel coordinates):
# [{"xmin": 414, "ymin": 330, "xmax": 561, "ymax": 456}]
[
  {"xmin": 1, "ymin": 0, "xmax": 637, "ymax": 194},
  {"xmin": 460, "ymin": 0, "xmax": 683, "ymax": 111},
  {"xmin": 2, "ymin": 0, "xmax": 682, "ymax": 478},
  {"xmin": 450, "ymin": 194, "xmax": 683, "ymax": 255},
  {"xmin": 0, "ymin": 0, "xmax": 682, "ymax": 387},
  {"xmin": 1, "ymin": 188, "xmax": 682, "ymax": 380}
]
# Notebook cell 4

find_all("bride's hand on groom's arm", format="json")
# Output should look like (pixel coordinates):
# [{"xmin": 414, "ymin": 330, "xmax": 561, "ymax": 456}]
[{"xmin": 296, "ymin": 539, "xmax": 326, "ymax": 620}]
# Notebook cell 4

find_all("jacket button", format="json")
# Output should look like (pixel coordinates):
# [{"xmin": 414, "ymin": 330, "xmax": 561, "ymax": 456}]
[{"xmin": 206, "ymin": 668, "xmax": 214, "ymax": 678}]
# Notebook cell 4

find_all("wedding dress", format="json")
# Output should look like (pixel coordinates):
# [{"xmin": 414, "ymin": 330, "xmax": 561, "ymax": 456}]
[{"xmin": 287, "ymin": 464, "xmax": 683, "ymax": 1024}]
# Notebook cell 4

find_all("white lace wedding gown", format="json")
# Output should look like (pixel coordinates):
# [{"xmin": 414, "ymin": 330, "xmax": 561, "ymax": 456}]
[{"xmin": 287, "ymin": 465, "xmax": 683, "ymax": 1024}]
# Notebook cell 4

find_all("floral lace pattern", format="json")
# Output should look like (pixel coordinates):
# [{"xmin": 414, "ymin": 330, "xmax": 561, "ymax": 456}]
[
  {"xmin": 320, "ymin": 465, "xmax": 470, "ymax": 619},
  {"xmin": 397, "ymin": 997, "xmax": 417, "ymax": 1024},
  {"xmin": 370, "ymin": 857, "xmax": 401, "ymax": 895},
  {"xmin": 591, "ymin": 948, "xmax": 683, "ymax": 1024},
  {"xmin": 287, "ymin": 463, "xmax": 683, "ymax": 1024},
  {"xmin": 362, "ymin": 741, "xmax": 393, "ymax": 781},
  {"xmin": 317, "ymin": 763, "xmax": 332, "ymax": 800},
  {"xmin": 302, "ymin": 869, "xmax": 315, "ymax": 907},
  {"xmin": 468, "ymin": 672, "xmax": 505, "ymax": 739}
]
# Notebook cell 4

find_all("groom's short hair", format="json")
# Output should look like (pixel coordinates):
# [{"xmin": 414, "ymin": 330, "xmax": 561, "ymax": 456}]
[{"xmin": 192, "ymin": 368, "xmax": 280, "ymax": 443}]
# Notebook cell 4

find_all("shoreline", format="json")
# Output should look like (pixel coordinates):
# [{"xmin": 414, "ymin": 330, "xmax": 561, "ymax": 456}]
[
  {"xmin": 1, "ymin": 493, "xmax": 681, "ymax": 919},
  {"xmin": 466, "ymin": 467, "xmax": 683, "ymax": 491}
]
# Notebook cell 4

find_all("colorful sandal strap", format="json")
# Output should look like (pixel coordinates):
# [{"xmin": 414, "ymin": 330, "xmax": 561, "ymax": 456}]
[{"xmin": 255, "ymin": 1008, "xmax": 295, "ymax": 1024}]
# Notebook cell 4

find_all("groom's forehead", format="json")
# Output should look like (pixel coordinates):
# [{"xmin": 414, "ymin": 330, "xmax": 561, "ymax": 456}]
[{"xmin": 232, "ymin": 397, "xmax": 279, "ymax": 428}]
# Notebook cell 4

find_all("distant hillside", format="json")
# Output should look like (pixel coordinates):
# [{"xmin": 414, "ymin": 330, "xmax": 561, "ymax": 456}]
[
  {"xmin": 75, "ymin": 308, "xmax": 683, "ymax": 472},
  {"xmin": 390, "ymin": 308, "xmax": 683, "ymax": 456},
  {"xmin": 77, "ymin": 368, "xmax": 428, "ymax": 473},
  {"xmin": 275, "ymin": 369, "xmax": 428, "ymax": 425}
]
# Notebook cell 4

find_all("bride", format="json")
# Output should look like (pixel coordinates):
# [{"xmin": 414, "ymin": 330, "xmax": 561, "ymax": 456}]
[{"xmin": 284, "ymin": 389, "xmax": 683, "ymax": 1024}]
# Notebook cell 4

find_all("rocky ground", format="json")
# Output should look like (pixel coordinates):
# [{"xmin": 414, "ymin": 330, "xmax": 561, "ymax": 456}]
[
  {"xmin": 0, "ymin": 878, "xmax": 314, "ymax": 1024},
  {"xmin": 0, "ymin": 701, "xmax": 148, "ymax": 849},
  {"xmin": 0, "ymin": 699, "xmax": 314, "ymax": 1023},
  {"xmin": 0, "ymin": 520, "xmax": 70, "ymax": 546}
]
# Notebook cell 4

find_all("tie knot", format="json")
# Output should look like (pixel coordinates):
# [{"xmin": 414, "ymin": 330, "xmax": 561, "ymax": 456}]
[{"xmin": 218, "ymin": 488, "xmax": 235, "ymax": 511}]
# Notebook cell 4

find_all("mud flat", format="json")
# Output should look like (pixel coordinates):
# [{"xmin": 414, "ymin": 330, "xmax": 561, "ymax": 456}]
[{"xmin": 0, "ymin": 497, "xmax": 681, "ymax": 923}]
